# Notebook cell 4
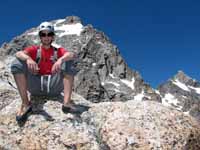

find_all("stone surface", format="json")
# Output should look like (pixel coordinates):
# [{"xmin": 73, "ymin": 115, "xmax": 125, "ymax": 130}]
[
  {"xmin": 0, "ymin": 95, "xmax": 200, "ymax": 149},
  {"xmin": 83, "ymin": 100, "xmax": 200, "ymax": 150}
]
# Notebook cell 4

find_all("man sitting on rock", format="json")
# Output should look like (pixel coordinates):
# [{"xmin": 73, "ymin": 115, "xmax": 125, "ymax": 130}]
[{"xmin": 11, "ymin": 21, "xmax": 78, "ymax": 122}]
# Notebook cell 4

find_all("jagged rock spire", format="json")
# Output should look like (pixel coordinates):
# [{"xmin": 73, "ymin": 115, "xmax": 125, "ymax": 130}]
[
  {"xmin": 65, "ymin": 16, "xmax": 82, "ymax": 24},
  {"xmin": 174, "ymin": 70, "xmax": 193, "ymax": 83}
]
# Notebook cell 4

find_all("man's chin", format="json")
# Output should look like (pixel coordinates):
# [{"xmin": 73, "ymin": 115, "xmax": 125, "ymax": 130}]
[{"xmin": 42, "ymin": 42, "xmax": 52, "ymax": 45}]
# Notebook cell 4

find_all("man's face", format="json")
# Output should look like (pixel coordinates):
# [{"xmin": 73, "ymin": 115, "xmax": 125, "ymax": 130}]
[{"xmin": 39, "ymin": 30, "xmax": 54, "ymax": 45}]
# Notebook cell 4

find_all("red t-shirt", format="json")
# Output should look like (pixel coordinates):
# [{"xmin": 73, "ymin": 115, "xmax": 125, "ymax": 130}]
[{"xmin": 24, "ymin": 45, "xmax": 68, "ymax": 75}]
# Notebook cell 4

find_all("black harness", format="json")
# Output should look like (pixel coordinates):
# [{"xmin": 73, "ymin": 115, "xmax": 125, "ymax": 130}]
[{"xmin": 35, "ymin": 45, "xmax": 58, "ymax": 64}]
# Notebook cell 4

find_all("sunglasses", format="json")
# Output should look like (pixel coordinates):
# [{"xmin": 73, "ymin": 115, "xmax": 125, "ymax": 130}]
[{"xmin": 39, "ymin": 32, "xmax": 54, "ymax": 37}]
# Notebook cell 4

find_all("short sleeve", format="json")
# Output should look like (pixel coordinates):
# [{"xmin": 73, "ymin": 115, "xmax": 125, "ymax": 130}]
[
  {"xmin": 57, "ymin": 47, "xmax": 68, "ymax": 58},
  {"xmin": 23, "ymin": 46, "xmax": 38, "ymax": 60}
]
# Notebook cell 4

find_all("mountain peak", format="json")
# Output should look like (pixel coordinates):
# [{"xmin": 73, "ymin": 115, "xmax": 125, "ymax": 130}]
[
  {"xmin": 65, "ymin": 16, "xmax": 82, "ymax": 24},
  {"xmin": 173, "ymin": 70, "xmax": 192, "ymax": 83},
  {"xmin": 52, "ymin": 16, "xmax": 82, "ymax": 25}
]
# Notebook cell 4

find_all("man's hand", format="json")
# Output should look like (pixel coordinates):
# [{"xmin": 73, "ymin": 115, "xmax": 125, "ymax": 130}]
[
  {"xmin": 26, "ymin": 58, "xmax": 39, "ymax": 74},
  {"xmin": 51, "ymin": 59, "xmax": 63, "ymax": 74}
]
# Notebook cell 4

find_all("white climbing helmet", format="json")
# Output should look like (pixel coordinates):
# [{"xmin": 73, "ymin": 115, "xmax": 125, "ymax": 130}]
[{"xmin": 39, "ymin": 21, "xmax": 54, "ymax": 33}]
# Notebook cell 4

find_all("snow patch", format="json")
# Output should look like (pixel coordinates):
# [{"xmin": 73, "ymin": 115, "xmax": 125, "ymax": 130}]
[
  {"xmin": 155, "ymin": 90, "xmax": 160, "ymax": 94},
  {"xmin": 188, "ymin": 86, "xmax": 200, "ymax": 94},
  {"xmin": 162, "ymin": 93, "xmax": 182, "ymax": 110},
  {"xmin": 121, "ymin": 77, "xmax": 135, "ymax": 90},
  {"xmin": 109, "ymin": 74, "xmax": 117, "ymax": 79},
  {"xmin": 27, "ymin": 20, "xmax": 83, "ymax": 37},
  {"xmin": 27, "ymin": 31, "xmax": 38, "ymax": 36},
  {"xmin": 33, "ymin": 39, "xmax": 40, "ymax": 44},
  {"xmin": 55, "ymin": 23, "xmax": 83, "ymax": 37},
  {"xmin": 113, "ymin": 88, "xmax": 120, "ymax": 92},
  {"xmin": 183, "ymin": 111, "xmax": 190, "ymax": 115},
  {"xmin": 173, "ymin": 79, "xmax": 190, "ymax": 92},
  {"xmin": 181, "ymin": 95, "xmax": 187, "ymax": 99},
  {"xmin": 52, "ymin": 43, "xmax": 61, "ymax": 48},
  {"xmin": 134, "ymin": 91, "xmax": 144, "ymax": 101},
  {"xmin": 106, "ymin": 81, "xmax": 120, "ymax": 87}
]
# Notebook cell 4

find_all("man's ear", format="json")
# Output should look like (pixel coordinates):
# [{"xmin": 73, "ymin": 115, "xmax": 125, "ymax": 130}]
[{"xmin": 52, "ymin": 36, "xmax": 55, "ymax": 41}]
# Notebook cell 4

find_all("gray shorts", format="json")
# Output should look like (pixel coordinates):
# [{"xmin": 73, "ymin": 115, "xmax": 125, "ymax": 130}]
[{"xmin": 11, "ymin": 58, "xmax": 77, "ymax": 96}]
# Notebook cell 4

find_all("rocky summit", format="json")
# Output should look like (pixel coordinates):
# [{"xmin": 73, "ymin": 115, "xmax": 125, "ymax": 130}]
[
  {"xmin": 0, "ymin": 16, "xmax": 200, "ymax": 149},
  {"xmin": 158, "ymin": 70, "xmax": 200, "ymax": 121}
]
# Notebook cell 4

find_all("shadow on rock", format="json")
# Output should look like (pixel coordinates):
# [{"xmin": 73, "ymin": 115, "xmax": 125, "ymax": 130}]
[
  {"xmin": 31, "ymin": 95, "xmax": 56, "ymax": 121},
  {"xmin": 16, "ymin": 111, "xmax": 32, "ymax": 127},
  {"xmin": 16, "ymin": 94, "xmax": 91, "ymax": 127},
  {"xmin": 32, "ymin": 109, "xmax": 55, "ymax": 121}
]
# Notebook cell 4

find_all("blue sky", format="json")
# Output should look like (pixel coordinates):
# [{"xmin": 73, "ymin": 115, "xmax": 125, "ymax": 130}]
[{"xmin": 1, "ymin": 0, "xmax": 200, "ymax": 88}]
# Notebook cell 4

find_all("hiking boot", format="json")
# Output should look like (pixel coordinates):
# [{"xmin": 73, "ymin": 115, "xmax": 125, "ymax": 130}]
[{"xmin": 62, "ymin": 103, "xmax": 90, "ymax": 114}]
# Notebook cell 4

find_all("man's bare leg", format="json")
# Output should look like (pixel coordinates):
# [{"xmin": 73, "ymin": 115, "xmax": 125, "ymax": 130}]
[
  {"xmin": 13, "ymin": 73, "xmax": 30, "ymax": 116},
  {"xmin": 63, "ymin": 74, "xmax": 74, "ymax": 105}
]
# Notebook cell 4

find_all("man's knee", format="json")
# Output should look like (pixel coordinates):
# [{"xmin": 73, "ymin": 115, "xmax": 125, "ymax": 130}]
[
  {"xmin": 63, "ymin": 74, "xmax": 74, "ymax": 80},
  {"xmin": 10, "ymin": 58, "xmax": 27, "ymax": 74},
  {"xmin": 61, "ymin": 60, "xmax": 78, "ymax": 76}
]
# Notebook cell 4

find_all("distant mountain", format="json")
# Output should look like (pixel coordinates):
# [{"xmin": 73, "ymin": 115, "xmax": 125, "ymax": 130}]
[{"xmin": 158, "ymin": 70, "xmax": 200, "ymax": 120}]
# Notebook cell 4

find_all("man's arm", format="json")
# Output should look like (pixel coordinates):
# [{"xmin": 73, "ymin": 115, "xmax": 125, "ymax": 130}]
[
  {"xmin": 51, "ymin": 51, "xmax": 76, "ymax": 74},
  {"xmin": 15, "ymin": 51, "xmax": 39, "ymax": 74},
  {"xmin": 15, "ymin": 51, "xmax": 32, "ymax": 61},
  {"xmin": 58, "ymin": 51, "xmax": 76, "ymax": 63}
]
